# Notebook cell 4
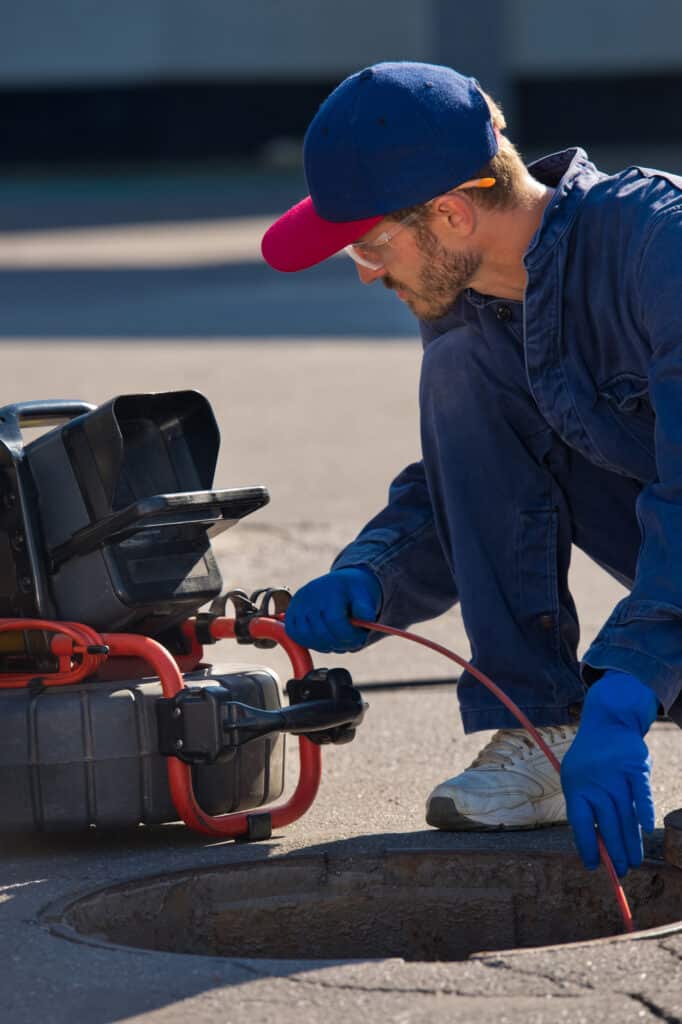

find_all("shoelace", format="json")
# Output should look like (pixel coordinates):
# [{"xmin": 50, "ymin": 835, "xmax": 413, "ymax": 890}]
[{"xmin": 471, "ymin": 725, "xmax": 576, "ymax": 769}]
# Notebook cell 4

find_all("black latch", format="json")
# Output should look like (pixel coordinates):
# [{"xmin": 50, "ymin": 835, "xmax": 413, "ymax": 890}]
[
  {"xmin": 286, "ymin": 667, "xmax": 367, "ymax": 745},
  {"xmin": 157, "ymin": 668, "xmax": 367, "ymax": 765},
  {"xmin": 156, "ymin": 685, "xmax": 227, "ymax": 764}
]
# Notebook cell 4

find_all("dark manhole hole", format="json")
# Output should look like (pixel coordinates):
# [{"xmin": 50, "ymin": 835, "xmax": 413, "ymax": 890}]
[{"xmin": 52, "ymin": 848, "xmax": 682, "ymax": 961}]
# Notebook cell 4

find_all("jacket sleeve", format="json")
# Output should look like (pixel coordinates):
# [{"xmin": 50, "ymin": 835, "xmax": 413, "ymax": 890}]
[
  {"xmin": 331, "ymin": 459, "xmax": 458, "ymax": 632},
  {"xmin": 583, "ymin": 206, "xmax": 682, "ymax": 713}
]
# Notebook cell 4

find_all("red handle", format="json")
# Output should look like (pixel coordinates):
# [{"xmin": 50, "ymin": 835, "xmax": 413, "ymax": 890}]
[{"xmin": 105, "ymin": 619, "xmax": 321, "ymax": 837}]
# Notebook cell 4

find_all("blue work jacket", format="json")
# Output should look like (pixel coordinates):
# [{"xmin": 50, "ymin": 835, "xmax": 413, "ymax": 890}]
[{"xmin": 334, "ymin": 148, "xmax": 682, "ymax": 721}]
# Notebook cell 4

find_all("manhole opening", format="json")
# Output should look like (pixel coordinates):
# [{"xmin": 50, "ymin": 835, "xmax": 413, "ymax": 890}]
[{"xmin": 59, "ymin": 849, "xmax": 682, "ymax": 961}]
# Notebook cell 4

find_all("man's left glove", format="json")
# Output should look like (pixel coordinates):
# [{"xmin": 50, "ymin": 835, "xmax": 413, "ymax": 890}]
[
  {"xmin": 284, "ymin": 568, "xmax": 382, "ymax": 653},
  {"xmin": 560, "ymin": 669, "xmax": 658, "ymax": 878}
]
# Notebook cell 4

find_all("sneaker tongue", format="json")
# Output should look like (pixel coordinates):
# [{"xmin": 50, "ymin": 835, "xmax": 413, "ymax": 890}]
[{"xmin": 471, "ymin": 729, "xmax": 535, "ymax": 768}]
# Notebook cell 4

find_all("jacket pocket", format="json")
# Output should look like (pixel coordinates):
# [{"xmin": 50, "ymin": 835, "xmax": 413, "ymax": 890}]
[
  {"xmin": 598, "ymin": 373, "xmax": 654, "ymax": 420},
  {"xmin": 598, "ymin": 373, "xmax": 655, "ymax": 454}
]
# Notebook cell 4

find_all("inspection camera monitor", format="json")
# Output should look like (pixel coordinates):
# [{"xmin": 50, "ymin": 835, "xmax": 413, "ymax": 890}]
[{"xmin": 0, "ymin": 391, "xmax": 269, "ymax": 636}]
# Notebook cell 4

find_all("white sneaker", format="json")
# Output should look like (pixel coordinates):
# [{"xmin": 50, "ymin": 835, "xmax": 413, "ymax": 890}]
[{"xmin": 425, "ymin": 725, "xmax": 578, "ymax": 831}]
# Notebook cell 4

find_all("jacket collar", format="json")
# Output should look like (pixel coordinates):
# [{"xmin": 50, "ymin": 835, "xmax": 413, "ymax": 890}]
[{"xmin": 524, "ymin": 147, "xmax": 606, "ymax": 268}]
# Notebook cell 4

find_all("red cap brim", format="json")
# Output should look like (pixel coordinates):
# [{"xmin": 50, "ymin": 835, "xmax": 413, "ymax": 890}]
[{"xmin": 261, "ymin": 196, "xmax": 383, "ymax": 272}]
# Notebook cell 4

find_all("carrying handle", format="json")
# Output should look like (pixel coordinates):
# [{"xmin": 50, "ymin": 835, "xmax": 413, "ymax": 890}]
[
  {"xmin": 103, "ymin": 619, "xmax": 321, "ymax": 839},
  {"xmin": 0, "ymin": 400, "xmax": 96, "ymax": 430}
]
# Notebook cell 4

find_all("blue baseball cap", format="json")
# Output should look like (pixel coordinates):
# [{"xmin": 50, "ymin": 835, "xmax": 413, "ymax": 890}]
[{"xmin": 261, "ymin": 61, "xmax": 498, "ymax": 272}]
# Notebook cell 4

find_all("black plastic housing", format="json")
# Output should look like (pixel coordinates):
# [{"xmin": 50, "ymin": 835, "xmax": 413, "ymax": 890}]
[
  {"xmin": 0, "ymin": 665, "xmax": 285, "ymax": 831},
  {"xmin": 0, "ymin": 393, "xmax": 268, "ymax": 635}
]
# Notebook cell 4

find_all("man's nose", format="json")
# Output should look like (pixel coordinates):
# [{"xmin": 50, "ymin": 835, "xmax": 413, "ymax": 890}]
[{"xmin": 356, "ymin": 263, "xmax": 386, "ymax": 285}]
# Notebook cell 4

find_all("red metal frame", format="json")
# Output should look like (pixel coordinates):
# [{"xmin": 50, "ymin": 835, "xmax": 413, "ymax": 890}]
[
  {"xmin": 106, "ymin": 618, "xmax": 322, "ymax": 837},
  {"xmin": 0, "ymin": 615, "xmax": 322, "ymax": 838}
]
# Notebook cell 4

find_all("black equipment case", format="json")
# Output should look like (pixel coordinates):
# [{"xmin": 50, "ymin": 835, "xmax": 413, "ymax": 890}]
[
  {"xmin": 0, "ymin": 667, "xmax": 285, "ymax": 830},
  {"xmin": 0, "ymin": 393, "xmax": 285, "ymax": 831},
  {"xmin": 0, "ymin": 392, "xmax": 365, "ymax": 835}
]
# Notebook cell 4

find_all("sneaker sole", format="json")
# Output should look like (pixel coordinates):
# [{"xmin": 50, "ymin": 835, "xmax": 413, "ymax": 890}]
[{"xmin": 426, "ymin": 796, "xmax": 568, "ymax": 832}]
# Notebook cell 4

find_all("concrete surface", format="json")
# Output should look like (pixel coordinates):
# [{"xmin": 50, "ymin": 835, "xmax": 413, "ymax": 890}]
[{"xmin": 0, "ymin": 176, "xmax": 680, "ymax": 1023}]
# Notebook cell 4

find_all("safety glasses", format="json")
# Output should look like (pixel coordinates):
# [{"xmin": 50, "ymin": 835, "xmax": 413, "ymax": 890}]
[{"xmin": 344, "ymin": 177, "xmax": 496, "ymax": 270}]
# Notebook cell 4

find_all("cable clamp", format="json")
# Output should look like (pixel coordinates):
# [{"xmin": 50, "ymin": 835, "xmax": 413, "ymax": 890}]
[{"xmin": 205, "ymin": 587, "xmax": 292, "ymax": 648}]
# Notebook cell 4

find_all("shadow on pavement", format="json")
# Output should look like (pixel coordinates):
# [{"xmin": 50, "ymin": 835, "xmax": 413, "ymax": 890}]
[
  {"xmin": 0, "ymin": 166, "xmax": 307, "ymax": 231},
  {"xmin": 0, "ymin": 260, "xmax": 417, "ymax": 338},
  {"xmin": 0, "ymin": 166, "xmax": 419, "ymax": 339},
  {"xmin": 0, "ymin": 830, "xmax": 436, "ymax": 1024},
  {"xmin": 1, "ymin": 822, "xmax": 672, "ymax": 1023}
]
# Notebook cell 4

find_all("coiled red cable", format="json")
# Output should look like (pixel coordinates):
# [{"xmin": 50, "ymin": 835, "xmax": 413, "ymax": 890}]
[
  {"xmin": 351, "ymin": 617, "xmax": 635, "ymax": 934},
  {"xmin": 0, "ymin": 619, "xmax": 109, "ymax": 687}
]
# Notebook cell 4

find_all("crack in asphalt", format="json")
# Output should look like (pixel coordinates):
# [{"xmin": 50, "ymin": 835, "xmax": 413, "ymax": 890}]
[
  {"xmin": 660, "ymin": 939, "xmax": 682, "ymax": 963},
  {"xmin": 628, "ymin": 992, "xmax": 682, "ymax": 1023},
  {"xmin": 228, "ymin": 956, "xmax": 589, "ymax": 998},
  {"xmin": 476, "ymin": 947, "xmax": 682, "ymax": 1020},
  {"xmin": 473, "ymin": 956, "xmax": 597, "ymax": 994},
  {"xmin": 286, "ymin": 980, "xmax": 476, "ymax": 996},
  {"xmin": 226, "ymin": 962, "xmax": 475, "ymax": 997},
  {"xmin": 238, "ymin": 974, "xmax": 591, "ymax": 999}
]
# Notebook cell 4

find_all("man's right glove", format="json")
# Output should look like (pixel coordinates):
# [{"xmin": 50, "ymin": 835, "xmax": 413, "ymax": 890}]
[
  {"xmin": 560, "ymin": 669, "xmax": 658, "ymax": 878},
  {"xmin": 284, "ymin": 567, "xmax": 382, "ymax": 653}
]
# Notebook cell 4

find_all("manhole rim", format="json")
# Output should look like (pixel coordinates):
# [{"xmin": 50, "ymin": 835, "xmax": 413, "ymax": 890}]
[{"xmin": 39, "ymin": 847, "xmax": 682, "ymax": 962}]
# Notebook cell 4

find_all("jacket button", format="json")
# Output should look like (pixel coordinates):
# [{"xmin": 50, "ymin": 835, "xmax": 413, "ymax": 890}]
[
  {"xmin": 496, "ymin": 304, "xmax": 512, "ymax": 322},
  {"xmin": 538, "ymin": 614, "xmax": 554, "ymax": 630}
]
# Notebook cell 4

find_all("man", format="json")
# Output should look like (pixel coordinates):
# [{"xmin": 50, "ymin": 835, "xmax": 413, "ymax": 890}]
[{"xmin": 260, "ymin": 61, "xmax": 680, "ymax": 879}]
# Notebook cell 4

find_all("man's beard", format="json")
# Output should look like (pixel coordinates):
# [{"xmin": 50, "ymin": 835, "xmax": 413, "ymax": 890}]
[{"xmin": 383, "ymin": 225, "xmax": 482, "ymax": 322}]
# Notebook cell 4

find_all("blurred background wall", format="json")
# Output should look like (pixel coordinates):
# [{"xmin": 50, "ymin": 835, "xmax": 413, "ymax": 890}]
[
  {"xmin": 3, "ymin": 1, "xmax": 682, "ymax": 339},
  {"xmin": 2, "ymin": 0, "xmax": 682, "ymax": 166}
]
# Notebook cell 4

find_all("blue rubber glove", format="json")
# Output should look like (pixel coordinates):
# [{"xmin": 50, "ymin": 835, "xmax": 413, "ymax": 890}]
[
  {"xmin": 560, "ymin": 670, "xmax": 658, "ymax": 877},
  {"xmin": 285, "ymin": 567, "xmax": 382, "ymax": 653}
]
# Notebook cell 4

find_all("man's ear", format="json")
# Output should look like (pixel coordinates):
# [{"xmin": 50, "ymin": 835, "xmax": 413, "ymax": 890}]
[{"xmin": 430, "ymin": 193, "xmax": 477, "ymax": 238}]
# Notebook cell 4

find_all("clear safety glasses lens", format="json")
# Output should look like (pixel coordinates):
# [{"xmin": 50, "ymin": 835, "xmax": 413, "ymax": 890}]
[
  {"xmin": 343, "ymin": 180, "xmax": 496, "ymax": 272},
  {"xmin": 344, "ymin": 214, "xmax": 420, "ymax": 271},
  {"xmin": 343, "ymin": 244, "xmax": 385, "ymax": 270}
]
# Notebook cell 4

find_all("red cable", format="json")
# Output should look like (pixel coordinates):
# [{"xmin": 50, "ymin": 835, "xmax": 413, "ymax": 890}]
[
  {"xmin": 351, "ymin": 617, "xmax": 635, "ymax": 934},
  {"xmin": 0, "ymin": 619, "xmax": 108, "ymax": 687}
]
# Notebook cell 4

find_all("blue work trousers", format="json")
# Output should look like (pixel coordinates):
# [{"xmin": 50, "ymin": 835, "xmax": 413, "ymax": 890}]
[
  {"xmin": 336, "ymin": 301, "xmax": 649, "ymax": 732},
  {"xmin": 419, "ymin": 314, "xmax": 644, "ymax": 732}
]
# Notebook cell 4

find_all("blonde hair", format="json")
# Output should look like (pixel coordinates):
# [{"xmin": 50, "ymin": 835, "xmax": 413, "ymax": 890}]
[{"xmin": 467, "ymin": 89, "xmax": 528, "ymax": 210}]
